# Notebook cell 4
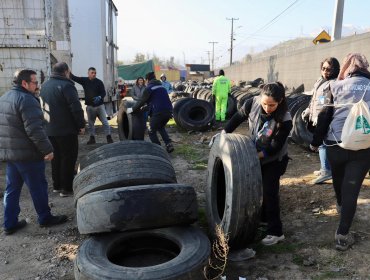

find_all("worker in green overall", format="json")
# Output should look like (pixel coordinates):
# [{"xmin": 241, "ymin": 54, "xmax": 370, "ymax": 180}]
[{"xmin": 212, "ymin": 69, "xmax": 231, "ymax": 121}]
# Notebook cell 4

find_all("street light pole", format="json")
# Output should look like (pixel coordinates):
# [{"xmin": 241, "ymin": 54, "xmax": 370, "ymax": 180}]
[
  {"xmin": 227, "ymin": 17, "xmax": 239, "ymax": 66},
  {"xmin": 205, "ymin": 51, "xmax": 211, "ymax": 67},
  {"xmin": 208, "ymin": 41, "xmax": 218, "ymax": 72}
]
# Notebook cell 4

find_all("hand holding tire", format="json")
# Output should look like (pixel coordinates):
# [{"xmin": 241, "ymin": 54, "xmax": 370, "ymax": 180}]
[
  {"xmin": 209, "ymin": 130, "xmax": 226, "ymax": 147},
  {"xmin": 301, "ymin": 108, "xmax": 309, "ymax": 122}
]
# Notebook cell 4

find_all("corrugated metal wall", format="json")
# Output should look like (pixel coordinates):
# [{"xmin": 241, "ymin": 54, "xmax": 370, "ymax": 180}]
[{"xmin": 0, "ymin": 0, "xmax": 48, "ymax": 95}]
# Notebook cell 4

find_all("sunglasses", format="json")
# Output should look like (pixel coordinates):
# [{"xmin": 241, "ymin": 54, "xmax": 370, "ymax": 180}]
[
  {"xmin": 321, "ymin": 67, "xmax": 332, "ymax": 72},
  {"xmin": 29, "ymin": 81, "xmax": 39, "ymax": 85}
]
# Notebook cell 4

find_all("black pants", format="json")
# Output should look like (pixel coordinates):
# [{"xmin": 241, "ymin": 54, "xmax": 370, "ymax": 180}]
[
  {"xmin": 49, "ymin": 135, "xmax": 79, "ymax": 193},
  {"xmin": 327, "ymin": 145, "xmax": 370, "ymax": 235},
  {"xmin": 261, "ymin": 156, "xmax": 289, "ymax": 236},
  {"xmin": 148, "ymin": 111, "xmax": 172, "ymax": 146}
]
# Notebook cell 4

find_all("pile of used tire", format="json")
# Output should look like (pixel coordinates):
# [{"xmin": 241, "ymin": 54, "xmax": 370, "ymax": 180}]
[
  {"xmin": 286, "ymin": 86, "xmax": 313, "ymax": 149},
  {"xmin": 205, "ymin": 133, "xmax": 263, "ymax": 248},
  {"xmin": 73, "ymin": 141, "xmax": 211, "ymax": 280},
  {"xmin": 172, "ymin": 97, "xmax": 215, "ymax": 132}
]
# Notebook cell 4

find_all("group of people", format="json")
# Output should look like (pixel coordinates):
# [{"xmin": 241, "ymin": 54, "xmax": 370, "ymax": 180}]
[
  {"xmin": 217, "ymin": 52, "xmax": 370, "ymax": 256},
  {"xmin": 1, "ymin": 53, "xmax": 369, "ymax": 255},
  {"xmin": 0, "ymin": 67, "xmax": 177, "ymax": 234}
]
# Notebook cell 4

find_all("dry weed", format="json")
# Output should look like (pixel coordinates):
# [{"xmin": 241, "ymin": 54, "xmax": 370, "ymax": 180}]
[{"xmin": 203, "ymin": 224, "xmax": 230, "ymax": 280}]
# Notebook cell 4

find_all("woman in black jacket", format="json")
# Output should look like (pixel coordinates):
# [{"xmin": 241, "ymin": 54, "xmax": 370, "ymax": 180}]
[{"xmin": 222, "ymin": 82, "xmax": 292, "ymax": 246}]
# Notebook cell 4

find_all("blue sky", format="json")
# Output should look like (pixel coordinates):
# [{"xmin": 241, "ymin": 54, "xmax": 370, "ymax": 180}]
[{"xmin": 114, "ymin": 0, "xmax": 370, "ymax": 67}]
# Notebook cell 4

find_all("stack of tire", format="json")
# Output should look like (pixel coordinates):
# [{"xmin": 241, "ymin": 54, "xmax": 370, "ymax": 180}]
[
  {"xmin": 172, "ymin": 97, "xmax": 215, "ymax": 132},
  {"xmin": 230, "ymin": 87, "xmax": 262, "ymax": 110},
  {"xmin": 287, "ymin": 92, "xmax": 313, "ymax": 148},
  {"xmin": 205, "ymin": 133, "xmax": 263, "ymax": 248},
  {"xmin": 73, "ymin": 141, "xmax": 211, "ymax": 280}
]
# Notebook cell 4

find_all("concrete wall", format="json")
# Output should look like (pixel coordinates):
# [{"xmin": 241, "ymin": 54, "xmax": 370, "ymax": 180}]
[{"xmin": 224, "ymin": 32, "xmax": 370, "ymax": 91}]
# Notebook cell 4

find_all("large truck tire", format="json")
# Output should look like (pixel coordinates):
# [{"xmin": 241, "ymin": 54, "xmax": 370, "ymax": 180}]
[
  {"xmin": 79, "ymin": 140, "xmax": 170, "ymax": 170},
  {"xmin": 206, "ymin": 133, "xmax": 263, "ymax": 249},
  {"xmin": 117, "ymin": 100, "xmax": 146, "ymax": 140},
  {"xmin": 173, "ymin": 97, "xmax": 192, "ymax": 128},
  {"xmin": 290, "ymin": 100, "xmax": 313, "ymax": 148},
  {"xmin": 74, "ymin": 227, "xmax": 211, "ymax": 280},
  {"xmin": 226, "ymin": 95, "xmax": 237, "ymax": 118},
  {"xmin": 73, "ymin": 155, "xmax": 177, "ymax": 203},
  {"xmin": 76, "ymin": 184, "xmax": 198, "ymax": 234},
  {"xmin": 177, "ymin": 99, "xmax": 214, "ymax": 131}
]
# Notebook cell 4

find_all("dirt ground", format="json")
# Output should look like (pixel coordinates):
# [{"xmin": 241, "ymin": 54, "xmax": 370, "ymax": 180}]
[{"xmin": 1, "ymin": 119, "xmax": 370, "ymax": 280}]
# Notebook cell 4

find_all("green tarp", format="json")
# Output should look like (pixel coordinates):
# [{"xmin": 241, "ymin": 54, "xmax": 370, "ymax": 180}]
[{"xmin": 117, "ymin": 60, "xmax": 154, "ymax": 80}]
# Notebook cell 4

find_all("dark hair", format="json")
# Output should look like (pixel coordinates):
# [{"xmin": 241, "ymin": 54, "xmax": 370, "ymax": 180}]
[
  {"xmin": 261, "ymin": 82, "xmax": 288, "ymax": 123},
  {"xmin": 321, "ymin": 57, "xmax": 340, "ymax": 80},
  {"xmin": 13, "ymin": 69, "xmax": 37, "ymax": 85},
  {"xmin": 219, "ymin": 69, "xmax": 225, "ymax": 76},
  {"xmin": 136, "ymin": 76, "xmax": 144, "ymax": 85},
  {"xmin": 145, "ymin": 71, "xmax": 156, "ymax": 81},
  {"xmin": 88, "ymin": 67, "xmax": 96, "ymax": 72},
  {"xmin": 52, "ymin": 62, "xmax": 69, "ymax": 76}
]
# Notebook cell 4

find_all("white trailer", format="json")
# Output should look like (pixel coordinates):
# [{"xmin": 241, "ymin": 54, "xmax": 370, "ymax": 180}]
[{"xmin": 0, "ymin": 0, "xmax": 119, "ymax": 117}]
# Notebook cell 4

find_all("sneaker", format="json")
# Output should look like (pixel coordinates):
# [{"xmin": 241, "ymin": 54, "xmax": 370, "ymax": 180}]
[
  {"xmin": 60, "ymin": 191, "xmax": 73, "ymax": 197},
  {"xmin": 87, "ymin": 136, "xmax": 96, "ymax": 145},
  {"xmin": 4, "ymin": 220, "xmax": 27, "ymax": 235},
  {"xmin": 261, "ymin": 234, "xmax": 285, "ymax": 246},
  {"xmin": 166, "ymin": 143, "xmax": 174, "ymax": 153},
  {"xmin": 335, "ymin": 231, "xmax": 355, "ymax": 251},
  {"xmin": 228, "ymin": 248, "xmax": 256, "ymax": 262},
  {"xmin": 106, "ymin": 135, "xmax": 113, "ymax": 144},
  {"xmin": 52, "ymin": 189, "xmax": 61, "ymax": 193},
  {"xmin": 312, "ymin": 172, "xmax": 332, "ymax": 184},
  {"xmin": 40, "ymin": 215, "xmax": 68, "ymax": 227}
]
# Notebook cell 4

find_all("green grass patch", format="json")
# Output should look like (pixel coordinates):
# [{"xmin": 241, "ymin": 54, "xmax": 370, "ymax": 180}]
[
  {"xmin": 312, "ymin": 270, "xmax": 348, "ymax": 280},
  {"xmin": 292, "ymin": 254, "xmax": 304, "ymax": 266},
  {"xmin": 173, "ymin": 143, "xmax": 208, "ymax": 170},
  {"xmin": 253, "ymin": 241, "xmax": 302, "ymax": 254},
  {"xmin": 197, "ymin": 208, "xmax": 208, "ymax": 228}
]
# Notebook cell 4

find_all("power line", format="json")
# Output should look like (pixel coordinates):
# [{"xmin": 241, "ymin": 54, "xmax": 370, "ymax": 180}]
[{"xmin": 214, "ymin": 0, "xmax": 301, "ymax": 66}]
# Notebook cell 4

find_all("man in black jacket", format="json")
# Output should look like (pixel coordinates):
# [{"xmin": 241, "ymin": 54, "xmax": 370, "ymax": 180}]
[
  {"xmin": 127, "ymin": 72, "xmax": 174, "ymax": 153},
  {"xmin": 40, "ymin": 62, "xmax": 86, "ymax": 197},
  {"xmin": 0, "ymin": 69, "xmax": 68, "ymax": 235},
  {"xmin": 70, "ymin": 67, "xmax": 113, "ymax": 144}
]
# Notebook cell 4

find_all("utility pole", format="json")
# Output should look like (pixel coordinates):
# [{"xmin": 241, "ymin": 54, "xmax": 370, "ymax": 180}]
[
  {"xmin": 332, "ymin": 0, "xmax": 344, "ymax": 41},
  {"xmin": 205, "ymin": 51, "xmax": 211, "ymax": 67},
  {"xmin": 227, "ymin": 17, "xmax": 239, "ymax": 66},
  {"xmin": 208, "ymin": 41, "xmax": 218, "ymax": 71}
]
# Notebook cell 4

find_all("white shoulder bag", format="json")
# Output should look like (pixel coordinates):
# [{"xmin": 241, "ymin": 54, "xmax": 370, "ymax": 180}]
[{"xmin": 338, "ymin": 83, "xmax": 370, "ymax": 150}]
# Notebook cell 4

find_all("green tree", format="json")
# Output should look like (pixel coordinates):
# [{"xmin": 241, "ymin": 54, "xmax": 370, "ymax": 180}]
[{"xmin": 133, "ymin": 53, "xmax": 146, "ymax": 63}]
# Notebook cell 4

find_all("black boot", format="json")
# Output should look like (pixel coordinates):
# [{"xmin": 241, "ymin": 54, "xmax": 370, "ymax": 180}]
[
  {"xmin": 87, "ymin": 136, "xmax": 96, "ymax": 145},
  {"xmin": 106, "ymin": 135, "xmax": 113, "ymax": 143}
]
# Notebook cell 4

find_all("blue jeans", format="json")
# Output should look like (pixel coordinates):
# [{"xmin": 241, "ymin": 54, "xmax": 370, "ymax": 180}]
[
  {"xmin": 86, "ymin": 104, "xmax": 111, "ymax": 136},
  {"xmin": 3, "ymin": 161, "xmax": 52, "ymax": 229},
  {"xmin": 319, "ymin": 144, "xmax": 331, "ymax": 173}
]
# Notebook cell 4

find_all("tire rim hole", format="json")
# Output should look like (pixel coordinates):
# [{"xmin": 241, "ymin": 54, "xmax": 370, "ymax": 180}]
[
  {"xmin": 188, "ymin": 108, "xmax": 206, "ymax": 121},
  {"xmin": 122, "ymin": 113, "xmax": 129, "ymax": 138},
  {"xmin": 214, "ymin": 157, "xmax": 226, "ymax": 219},
  {"xmin": 107, "ymin": 236, "xmax": 180, "ymax": 267}
]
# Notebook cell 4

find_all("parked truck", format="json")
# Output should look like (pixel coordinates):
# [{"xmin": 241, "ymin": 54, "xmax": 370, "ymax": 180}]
[{"xmin": 0, "ymin": 0, "xmax": 119, "ymax": 117}]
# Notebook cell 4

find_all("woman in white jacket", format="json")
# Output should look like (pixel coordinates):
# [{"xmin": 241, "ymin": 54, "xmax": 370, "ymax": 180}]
[{"xmin": 311, "ymin": 53, "xmax": 370, "ymax": 251}]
